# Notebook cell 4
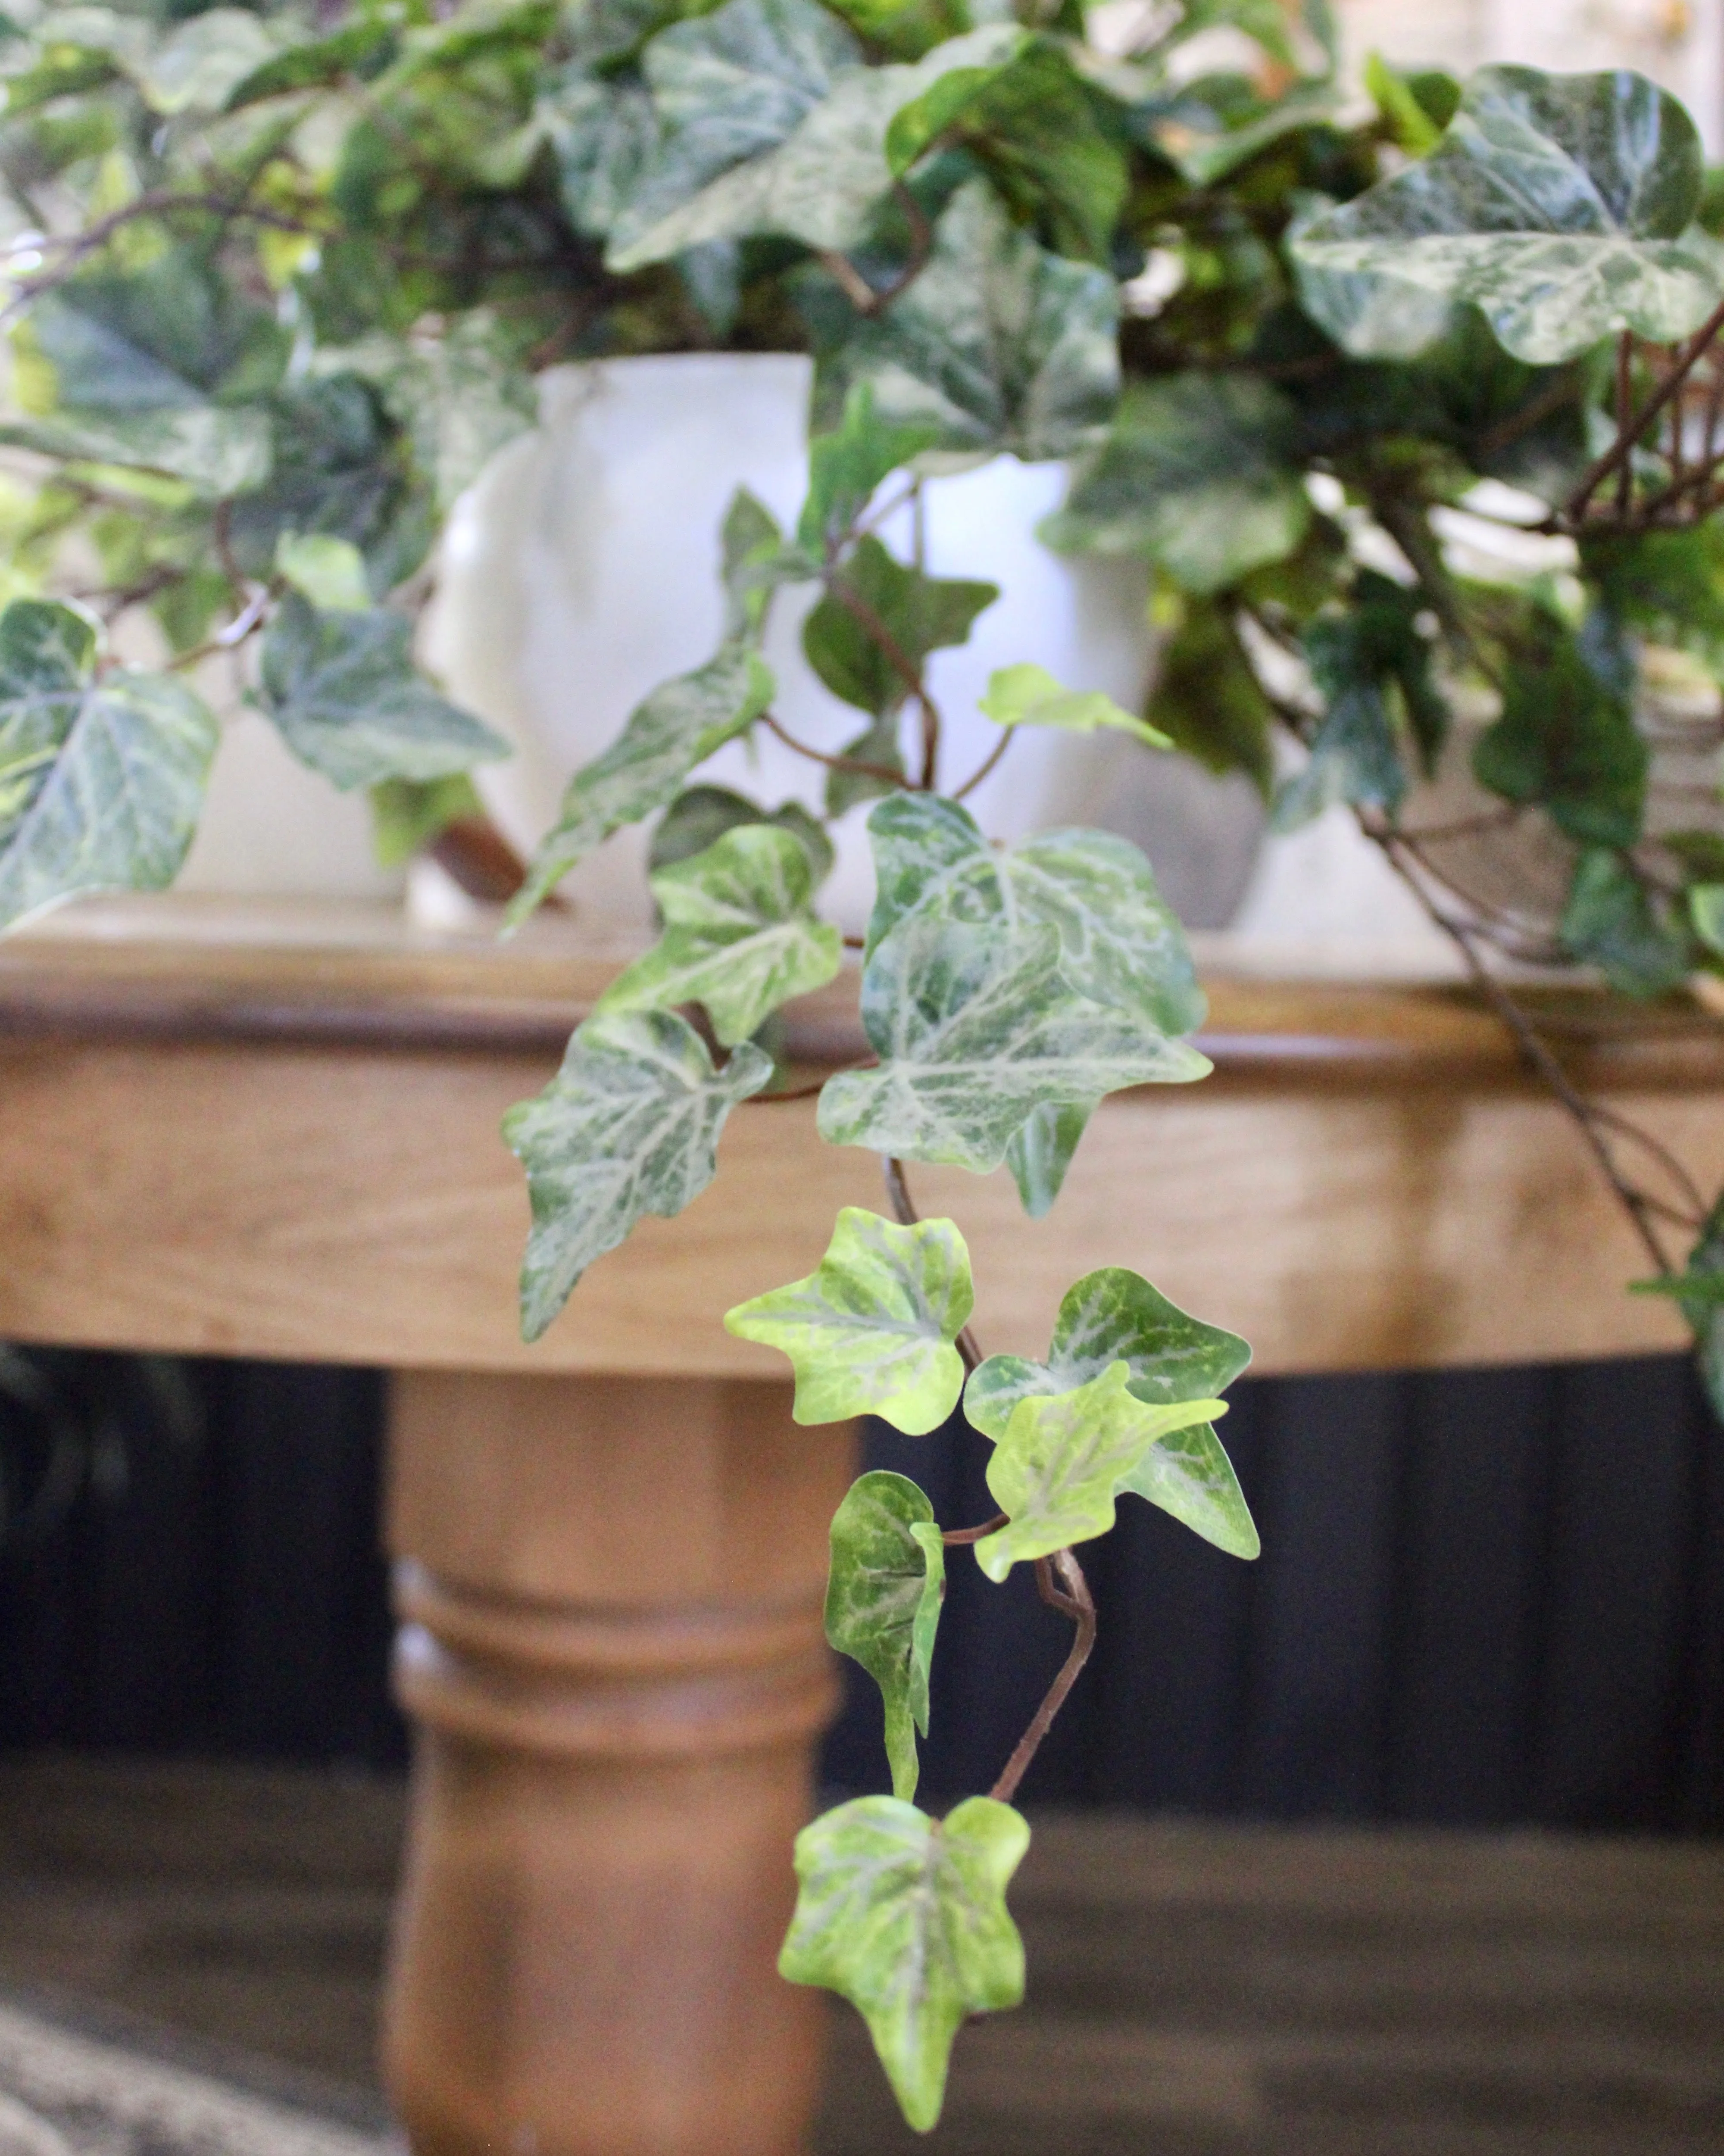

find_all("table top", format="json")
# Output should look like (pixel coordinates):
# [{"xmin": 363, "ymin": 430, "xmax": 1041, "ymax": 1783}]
[{"xmin": 4, "ymin": 894, "xmax": 1723, "ymax": 1091}]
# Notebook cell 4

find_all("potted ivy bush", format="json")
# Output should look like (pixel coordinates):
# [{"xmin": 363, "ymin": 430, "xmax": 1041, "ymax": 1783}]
[{"xmin": 3, "ymin": 0, "xmax": 1724, "ymax": 2135}]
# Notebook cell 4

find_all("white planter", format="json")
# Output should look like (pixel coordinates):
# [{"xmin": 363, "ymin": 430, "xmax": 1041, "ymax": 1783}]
[{"xmin": 426, "ymin": 350, "xmax": 1264, "ymax": 934}]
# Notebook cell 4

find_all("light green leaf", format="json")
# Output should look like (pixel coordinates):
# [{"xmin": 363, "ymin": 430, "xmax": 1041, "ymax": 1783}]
[
  {"xmin": 275, "ymin": 533, "xmax": 372, "ymax": 614},
  {"xmin": 965, "ymin": 1266, "xmax": 1256, "ymax": 1557},
  {"xmin": 863, "ymin": 792, "xmax": 1205, "ymax": 1035},
  {"xmin": 818, "ymin": 917, "xmax": 1209, "ymax": 1175},
  {"xmin": 369, "ymin": 774, "xmax": 483, "ymax": 868},
  {"xmin": 1691, "ymin": 882, "xmax": 1724, "ymax": 954},
  {"xmin": 1041, "ymin": 374, "xmax": 1310, "ymax": 595},
  {"xmin": 824, "ymin": 1473, "xmax": 945, "ymax": 1802},
  {"xmin": 979, "ymin": 662, "xmax": 1169, "ymax": 747},
  {"xmin": 780, "ymin": 1794, "xmax": 1028, "ymax": 2134},
  {"xmin": 973, "ymin": 1362, "xmax": 1227, "ymax": 1579},
  {"xmin": 608, "ymin": 24, "xmax": 1023, "ymax": 266},
  {"xmin": 804, "ymin": 536, "xmax": 996, "ymax": 718},
  {"xmin": 724, "ymin": 1206, "xmax": 973, "ymax": 1432},
  {"xmin": 509, "ymin": 646, "xmax": 775, "ymax": 924},
  {"xmin": 809, "ymin": 181, "xmax": 1119, "ymax": 462},
  {"xmin": 142, "ymin": 8, "xmax": 281, "ymax": 113},
  {"xmin": 0, "ymin": 599, "xmax": 217, "ymax": 933},
  {"xmin": 504, "ymin": 1010, "xmax": 773, "ymax": 1341},
  {"xmin": 1290, "ymin": 66, "xmax": 1724, "ymax": 365},
  {"xmin": 650, "ymin": 783, "xmax": 833, "ymax": 883},
  {"xmin": 256, "ymin": 593, "xmax": 508, "ymax": 793},
  {"xmin": 595, "ymin": 823, "xmax": 842, "ymax": 1045}
]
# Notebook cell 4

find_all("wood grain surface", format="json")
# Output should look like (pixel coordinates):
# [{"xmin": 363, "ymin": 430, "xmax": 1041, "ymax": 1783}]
[{"xmin": 0, "ymin": 896, "xmax": 1719, "ymax": 1376}]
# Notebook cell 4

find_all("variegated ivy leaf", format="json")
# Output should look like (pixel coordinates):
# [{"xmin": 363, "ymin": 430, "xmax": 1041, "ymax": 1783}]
[
  {"xmin": 1040, "ymin": 374, "xmax": 1310, "ymax": 597},
  {"xmin": 864, "ymin": 794, "xmax": 1205, "ymax": 1036},
  {"xmin": 608, "ymin": 25, "xmax": 1024, "ymax": 268},
  {"xmin": 650, "ymin": 783, "xmax": 833, "ymax": 884},
  {"xmin": 979, "ymin": 663, "xmax": 1170, "ymax": 748},
  {"xmin": 4, "ymin": 249, "xmax": 282, "ymax": 497},
  {"xmin": 780, "ymin": 1794, "xmax": 1028, "ymax": 2134},
  {"xmin": 1290, "ymin": 66, "xmax": 1724, "ymax": 366},
  {"xmin": 256, "ymin": 594, "xmax": 509, "ymax": 792},
  {"xmin": 508, "ymin": 646, "xmax": 775, "ymax": 925},
  {"xmin": 725, "ymin": 1207, "xmax": 973, "ymax": 1432},
  {"xmin": 965, "ymin": 1267, "xmax": 1257, "ymax": 1558},
  {"xmin": 141, "ymin": 7, "xmax": 284, "ymax": 114},
  {"xmin": 0, "ymin": 599, "xmax": 219, "ymax": 933},
  {"xmin": 503, "ymin": 1010, "xmax": 773, "ymax": 1342},
  {"xmin": 595, "ymin": 823, "xmax": 842, "ymax": 1045},
  {"xmin": 973, "ymin": 1363, "xmax": 1228, "ymax": 1581},
  {"xmin": 818, "ymin": 917, "xmax": 1209, "ymax": 1177},
  {"xmin": 808, "ymin": 181, "xmax": 1120, "ymax": 463},
  {"xmin": 823, "ymin": 1471, "xmax": 945, "ymax": 1800}
]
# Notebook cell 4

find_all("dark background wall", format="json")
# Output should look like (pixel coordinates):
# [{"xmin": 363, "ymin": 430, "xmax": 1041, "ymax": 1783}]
[{"xmin": 0, "ymin": 1348, "xmax": 1718, "ymax": 1832}]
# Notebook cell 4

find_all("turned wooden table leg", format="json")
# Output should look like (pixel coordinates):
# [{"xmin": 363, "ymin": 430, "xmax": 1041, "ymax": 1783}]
[{"xmin": 380, "ymin": 1372, "xmax": 856, "ymax": 2156}]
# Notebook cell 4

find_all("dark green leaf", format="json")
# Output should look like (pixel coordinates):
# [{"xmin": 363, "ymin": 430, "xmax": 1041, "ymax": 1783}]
[
  {"xmin": 1146, "ymin": 598, "xmax": 1274, "ymax": 794},
  {"xmin": 1042, "ymin": 374, "xmax": 1309, "ymax": 596},
  {"xmin": 1559, "ymin": 847, "xmax": 1691, "ymax": 995},
  {"xmin": 799, "ymin": 387, "xmax": 938, "ymax": 555},
  {"xmin": 803, "ymin": 536, "xmax": 996, "ymax": 718},
  {"xmin": 650, "ymin": 783, "xmax": 834, "ymax": 883},
  {"xmin": 504, "ymin": 1010, "xmax": 773, "ymax": 1341},
  {"xmin": 1471, "ymin": 611, "xmax": 1646, "ymax": 847},
  {"xmin": 826, "ymin": 714, "xmax": 906, "ymax": 817}
]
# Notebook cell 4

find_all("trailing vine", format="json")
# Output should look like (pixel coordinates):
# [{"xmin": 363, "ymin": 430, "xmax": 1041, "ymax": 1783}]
[{"xmin": 0, "ymin": 0, "xmax": 1723, "ymax": 2130}]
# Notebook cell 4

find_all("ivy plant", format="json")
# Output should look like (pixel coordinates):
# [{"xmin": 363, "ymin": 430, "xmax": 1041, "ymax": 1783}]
[{"xmin": 3, "ymin": 0, "xmax": 1724, "ymax": 2133}]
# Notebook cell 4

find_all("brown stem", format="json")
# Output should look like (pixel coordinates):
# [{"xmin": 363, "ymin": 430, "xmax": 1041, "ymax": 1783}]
[
  {"xmin": 815, "ymin": 184, "xmax": 935, "ymax": 320},
  {"xmin": 760, "ymin": 711, "xmax": 911, "ymax": 790},
  {"xmin": 989, "ymin": 1548, "xmax": 1097, "ymax": 1804},
  {"xmin": 953, "ymin": 727, "xmax": 1012, "ymax": 801},
  {"xmin": 943, "ymin": 1513, "xmax": 1008, "ymax": 1546},
  {"xmin": 883, "ymin": 1155, "xmax": 982, "ymax": 1371},
  {"xmin": 1567, "ymin": 302, "xmax": 1724, "ymax": 524}
]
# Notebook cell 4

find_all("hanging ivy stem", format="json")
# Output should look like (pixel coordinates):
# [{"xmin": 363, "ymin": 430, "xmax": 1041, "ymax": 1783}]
[
  {"xmin": 882, "ymin": 1155, "xmax": 983, "ymax": 1370},
  {"xmin": 989, "ymin": 1548, "xmax": 1097, "ymax": 1804},
  {"xmin": 760, "ymin": 711, "xmax": 913, "ymax": 789},
  {"xmin": 942, "ymin": 1513, "xmax": 1007, "ymax": 1546},
  {"xmin": 1565, "ymin": 300, "xmax": 1724, "ymax": 526}
]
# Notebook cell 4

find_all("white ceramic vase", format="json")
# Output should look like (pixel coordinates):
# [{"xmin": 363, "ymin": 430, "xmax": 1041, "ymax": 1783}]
[{"xmin": 426, "ymin": 350, "xmax": 1265, "ymax": 935}]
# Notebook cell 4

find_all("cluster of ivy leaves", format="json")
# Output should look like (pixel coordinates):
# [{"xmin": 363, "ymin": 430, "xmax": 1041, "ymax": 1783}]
[{"xmin": 6, "ymin": 0, "xmax": 1724, "ymax": 2130}]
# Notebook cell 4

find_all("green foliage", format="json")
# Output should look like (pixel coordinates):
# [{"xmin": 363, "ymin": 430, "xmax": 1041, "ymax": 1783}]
[
  {"xmin": 822, "ymin": 1470, "xmax": 945, "ymax": 1800},
  {"xmin": 0, "ymin": 599, "xmax": 217, "ymax": 932},
  {"xmin": 1292, "ymin": 66, "xmax": 1724, "ymax": 363},
  {"xmin": 650, "ymin": 783, "xmax": 834, "ymax": 883},
  {"xmin": 803, "ymin": 538, "xmax": 996, "ymax": 718},
  {"xmin": 1042, "ymin": 375, "xmax": 1310, "ymax": 595},
  {"xmin": 780, "ymin": 1795, "xmax": 1029, "ymax": 2132},
  {"xmin": 504, "ymin": 1011, "xmax": 773, "ymax": 1342},
  {"xmin": 256, "ymin": 595, "xmax": 509, "ymax": 792},
  {"xmin": 596, "ymin": 822, "xmax": 843, "ymax": 1045},
  {"xmin": 978, "ymin": 663, "xmax": 1168, "ymax": 747},
  {"xmin": 1471, "ymin": 613, "xmax": 1646, "ymax": 848},
  {"xmin": 1559, "ymin": 848, "xmax": 1692, "ymax": 996},
  {"xmin": 1145, "ymin": 597, "xmax": 1274, "ymax": 794},
  {"xmin": 725, "ymin": 1206, "xmax": 973, "ymax": 1433}
]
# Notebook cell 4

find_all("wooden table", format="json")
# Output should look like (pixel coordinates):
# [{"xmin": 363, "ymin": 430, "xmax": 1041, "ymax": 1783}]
[{"xmin": 0, "ymin": 896, "xmax": 1719, "ymax": 2156}]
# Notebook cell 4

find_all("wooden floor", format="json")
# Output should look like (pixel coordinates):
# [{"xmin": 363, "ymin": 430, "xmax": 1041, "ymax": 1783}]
[{"xmin": 0, "ymin": 1758, "xmax": 1716, "ymax": 2155}]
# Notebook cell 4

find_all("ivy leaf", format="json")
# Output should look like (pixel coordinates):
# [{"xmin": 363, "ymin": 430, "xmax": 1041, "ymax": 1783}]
[
  {"xmin": 979, "ymin": 662, "xmax": 1169, "ymax": 747},
  {"xmin": 224, "ymin": 15, "xmax": 399, "ymax": 106},
  {"xmin": 256, "ymin": 593, "xmax": 509, "ymax": 792},
  {"xmin": 823, "ymin": 1473, "xmax": 945, "ymax": 1803},
  {"xmin": 141, "ymin": 8, "xmax": 282, "ymax": 114},
  {"xmin": 1149, "ymin": 79, "xmax": 1339, "ymax": 188},
  {"xmin": 808, "ymin": 181, "xmax": 1119, "ymax": 462},
  {"xmin": 509, "ymin": 646, "xmax": 775, "ymax": 925},
  {"xmin": 724, "ymin": 1206, "xmax": 973, "ymax": 1432},
  {"xmin": 863, "ymin": 793, "xmax": 1205, "ymax": 1036},
  {"xmin": 1290, "ymin": 66, "xmax": 1724, "ymax": 365},
  {"xmin": 1041, "ymin": 375, "xmax": 1309, "ymax": 596},
  {"xmin": 595, "ymin": 823, "xmax": 843, "ymax": 1045},
  {"xmin": 1691, "ymin": 883, "xmax": 1724, "ymax": 955},
  {"xmin": 721, "ymin": 486, "xmax": 809, "ymax": 643},
  {"xmin": 800, "ymin": 387, "xmax": 939, "ymax": 555},
  {"xmin": 1146, "ymin": 597, "xmax": 1274, "ymax": 794},
  {"xmin": 886, "ymin": 45, "xmax": 1127, "ymax": 263},
  {"xmin": 504, "ymin": 1010, "xmax": 773, "ymax": 1341},
  {"xmin": 608, "ymin": 24, "xmax": 1024, "ymax": 266},
  {"xmin": 1633, "ymin": 1195, "xmax": 1724, "ymax": 1417},
  {"xmin": 275, "ymin": 533, "xmax": 372, "ymax": 614},
  {"xmin": 328, "ymin": 311, "xmax": 537, "ymax": 512},
  {"xmin": 827, "ymin": 714, "xmax": 906, "ymax": 817},
  {"xmin": 779, "ymin": 1794, "xmax": 1028, "ymax": 2134},
  {"xmin": 973, "ymin": 1363, "xmax": 1228, "ymax": 1580},
  {"xmin": 650, "ymin": 783, "xmax": 833, "ymax": 883},
  {"xmin": 818, "ymin": 917, "xmax": 1209, "ymax": 1176},
  {"xmin": 804, "ymin": 536, "xmax": 996, "ymax": 718},
  {"xmin": 542, "ymin": 67, "xmax": 663, "ymax": 240},
  {"xmin": 1471, "ymin": 612, "xmax": 1646, "ymax": 847},
  {"xmin": 965, "ymin": 1266, "xmax": 1256, "ymax": 1558},
  {"xmin": 1559, "ymin": 848, "xmax": 1691, "ymax": 996},
  {"xmin": 4, "ymin": 250, "xmax": 282, "ymax": 495},
  {"xmin": 369, "ymin": 773, "xmax": 483, "ymax": 868},
  {"xmin": 0, "ymin": 599, "xmax": 218, "ymax": 933}
]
